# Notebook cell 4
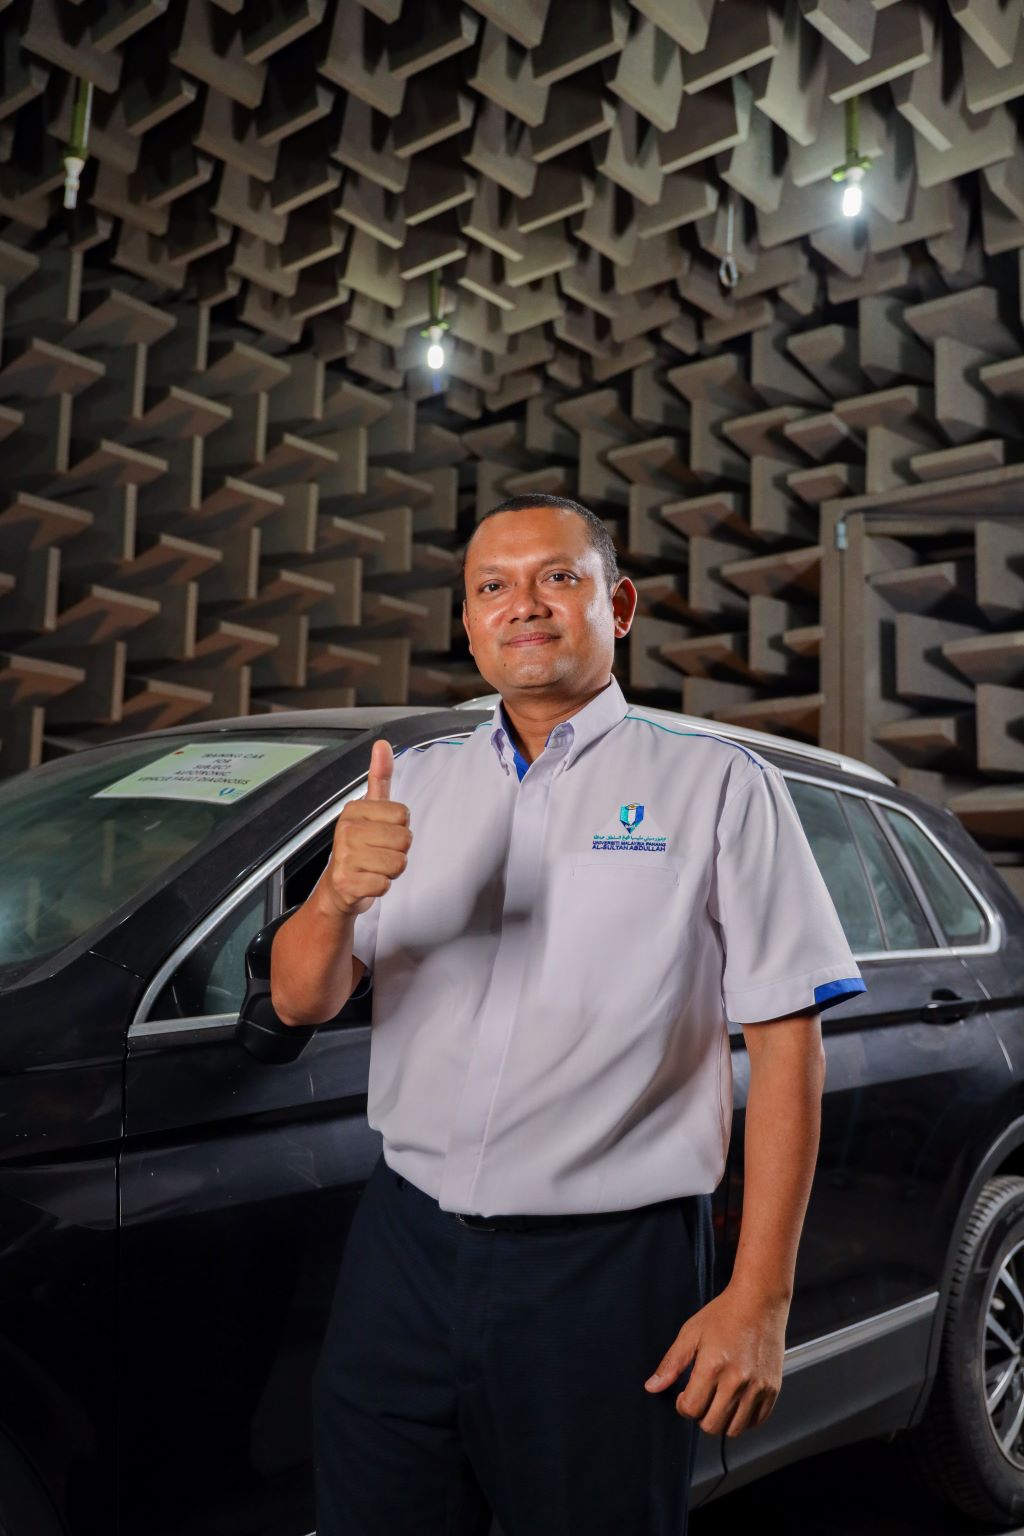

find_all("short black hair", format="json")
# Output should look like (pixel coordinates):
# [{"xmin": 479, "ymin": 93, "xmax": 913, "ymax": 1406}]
[{"xmin": 461, "ymin": 493, "xmax": 620, "ymax": 600}]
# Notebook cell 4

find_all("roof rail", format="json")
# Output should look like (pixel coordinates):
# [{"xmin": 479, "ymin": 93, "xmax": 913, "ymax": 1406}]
[{"xmin": 452, "ymin": 692, "xmax": 894, "ymax": 785}]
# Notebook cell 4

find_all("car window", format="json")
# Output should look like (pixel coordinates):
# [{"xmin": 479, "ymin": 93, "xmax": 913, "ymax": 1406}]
[
  {"xmin": 841, "ymin": 796, "xmax": 936, "ymax": 950},
  {"xmin": 147, "ymin": 883, "xmax": 270, "ymax": 1021},
  {"xmin": 880, "ymin": 806, "xmax": 988, "ymax": 946},
  {"xmin": 279, "ymin": 831, "xmax": 374, "ymax": 1020},
  {"xmin": 0, "ymin": 728, "xmax": 360, "ymax": 989},
  {"xmin": 139, "ymin": 774, "xmax": 377, "ymax": 1028},
  {"xmin": 283, "ymin": 834, "xmax": 331, "ymax": 911},
  {"xmin": 785, "ymin": 779, "xmax": 884, "ymax": 952}
]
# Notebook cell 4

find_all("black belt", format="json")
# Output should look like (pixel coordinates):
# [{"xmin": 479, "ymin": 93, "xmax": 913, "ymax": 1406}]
[
  {"xmin": 454, "ymin": 1211, "xmax": 577, "ymax": 1232},
  {"xmin": 453, "ymin": 1202, "xmax": 680, "ymax": 1233},
  {"xmin": 391, "ymin": 1166, "xmax": 689, "ymax": 1232}
]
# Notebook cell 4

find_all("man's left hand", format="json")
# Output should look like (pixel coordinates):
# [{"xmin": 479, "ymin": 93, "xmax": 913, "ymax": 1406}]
[{"xmin": 643, "ymin": 1283, "xmax": 787, "ymax": 1437}]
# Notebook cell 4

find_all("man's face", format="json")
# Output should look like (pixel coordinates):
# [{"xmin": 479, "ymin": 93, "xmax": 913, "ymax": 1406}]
[{"xmin": 461, "ymin": 505, "xmax": 636, "ymax": 696}]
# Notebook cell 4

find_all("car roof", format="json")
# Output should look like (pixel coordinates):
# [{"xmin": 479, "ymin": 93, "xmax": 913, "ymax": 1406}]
[{"xmin": 126, "ymin": 694, "xmax": 895, "ymax": 788}]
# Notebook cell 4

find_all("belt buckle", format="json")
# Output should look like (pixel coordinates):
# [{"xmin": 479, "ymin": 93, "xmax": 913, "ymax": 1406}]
[{"xmin": 455, "ymin": 1212, "xmax": 498, "ymax": 1231}]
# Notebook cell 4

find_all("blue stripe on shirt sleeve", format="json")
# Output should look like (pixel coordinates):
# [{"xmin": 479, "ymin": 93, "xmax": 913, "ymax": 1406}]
[{"xmin": 813, "ymin": 977, "xmax": 867, "ymax": 1011}]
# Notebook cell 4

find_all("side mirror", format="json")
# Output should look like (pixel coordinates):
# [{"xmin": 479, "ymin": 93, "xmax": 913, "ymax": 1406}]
[{"xmin": 235, "ymin": 908, "xmax": 318, "ymax": 1064}]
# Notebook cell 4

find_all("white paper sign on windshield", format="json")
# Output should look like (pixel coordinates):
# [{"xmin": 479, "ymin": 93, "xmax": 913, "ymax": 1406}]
[{"xmin": 93, "ymin": 742, "xmax": 325, "ymax": 805}]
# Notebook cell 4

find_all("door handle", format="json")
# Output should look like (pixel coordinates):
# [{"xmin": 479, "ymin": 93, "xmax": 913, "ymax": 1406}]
[{"xmin": 921, "ymin": 990, "xmax": 978, "ymax": 1024}]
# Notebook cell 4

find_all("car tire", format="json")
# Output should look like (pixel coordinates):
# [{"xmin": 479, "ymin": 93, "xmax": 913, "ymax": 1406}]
[{"xmin": 898, "ymin": 1175, "xmax": 1024, "ymax": 1527}]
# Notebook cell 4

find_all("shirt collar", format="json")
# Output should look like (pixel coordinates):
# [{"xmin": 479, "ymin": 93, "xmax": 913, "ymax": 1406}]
[{"xmin": 489, "ymin": 674, "xmax": 630, "ymax": 775}]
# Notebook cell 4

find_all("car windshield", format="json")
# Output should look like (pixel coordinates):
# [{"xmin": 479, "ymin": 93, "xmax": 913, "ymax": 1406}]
[{"xmin": 0, "ymin": 729, "xmax": 362, "ymax": 988}]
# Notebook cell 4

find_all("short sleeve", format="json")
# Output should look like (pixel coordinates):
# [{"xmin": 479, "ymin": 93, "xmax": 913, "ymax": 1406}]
[{"xmin": 708, "ymin": 762, "xmax": 867, "ymax": 1024}]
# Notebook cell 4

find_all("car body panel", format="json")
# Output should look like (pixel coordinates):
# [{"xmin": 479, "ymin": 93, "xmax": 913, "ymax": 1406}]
[
  {"xmin": 0, "ymin": 951, "xmax": 139, "ymax": 1536},
  {"xmin": 118, "ymin": 1016, "xmax": 381, "ymax": 1536}
]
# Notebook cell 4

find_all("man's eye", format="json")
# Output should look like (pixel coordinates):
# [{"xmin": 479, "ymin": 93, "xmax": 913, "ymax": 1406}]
[{"xmin": 478, "ymin": 573, "xmax": 575, "ymax": 592}]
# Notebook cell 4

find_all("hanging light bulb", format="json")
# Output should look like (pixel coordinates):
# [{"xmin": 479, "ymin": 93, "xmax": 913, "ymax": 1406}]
[
  {"xmin": 420, "ymin": 271, "xmax": 450, "ymax": 379},
  {"xmin": 831, "ymin": 97, "xmax": 871, "ymax": 223},
  {"xmin": 841, "ymin": 168, "xmax": 864, "ymax": 218},
  {"xmin": 426, "ymin": 324, "xmax": 446, "ymax": 371}
]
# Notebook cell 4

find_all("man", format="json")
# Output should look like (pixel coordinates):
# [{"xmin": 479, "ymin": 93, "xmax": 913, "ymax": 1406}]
[{"xmin": 271, "ymin": 492, "xmax": 866, "ymax": 1535}]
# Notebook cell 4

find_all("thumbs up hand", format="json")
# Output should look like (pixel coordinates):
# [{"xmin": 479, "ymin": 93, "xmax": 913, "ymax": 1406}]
[
  {"xmin": 322, "ymin": 739, "xmax": 413, "ymax": 917},
  {"xmin": 365, "ymin": 737, "xmax": 393, "ymax": 802}
]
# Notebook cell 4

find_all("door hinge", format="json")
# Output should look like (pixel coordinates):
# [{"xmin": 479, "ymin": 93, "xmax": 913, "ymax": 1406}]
[{"xmin": 834, "ymin": 516, "xmax": 848, "ymax": 551}]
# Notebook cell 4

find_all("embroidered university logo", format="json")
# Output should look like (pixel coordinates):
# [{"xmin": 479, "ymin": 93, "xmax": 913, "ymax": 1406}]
[{"xmin": 592, "ymin": 803, "xmax": 668, "ymax": 854}]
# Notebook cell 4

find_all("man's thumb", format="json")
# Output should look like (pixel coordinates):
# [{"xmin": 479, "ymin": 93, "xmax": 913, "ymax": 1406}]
[
  {"xmin": 645, "ymin": 1332, "xmax": 696, "ymax": 1391},
  {"xmin": 366, "ymin": 739, "xmax": 394, "ymax": 801}
]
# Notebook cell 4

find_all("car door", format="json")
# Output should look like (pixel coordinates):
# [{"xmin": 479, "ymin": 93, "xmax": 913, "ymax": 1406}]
[
  {"xmin": 721, "ymin": 770, "xmax": 1000, "ymax": 1485},
  {"xmin": 876, "ymin": 796, "xmax": 1024, "ymax": 1086},
  {"xmin": 117, "ymin": 776, "xmax": 387, "ymax": 1536}
]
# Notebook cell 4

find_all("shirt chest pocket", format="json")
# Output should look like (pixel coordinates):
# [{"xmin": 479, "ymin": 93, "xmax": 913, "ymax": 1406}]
[
  {"xmin": 569, "ymin": 854, "xmax": 680, "ymax": 884},
  {"xmin": 564, "ymin": 854, "xmax": 681, "ymax": 936},
  {"xmin": 534, "ymin": 854, "xmax": 684, "ymax": 1014}
]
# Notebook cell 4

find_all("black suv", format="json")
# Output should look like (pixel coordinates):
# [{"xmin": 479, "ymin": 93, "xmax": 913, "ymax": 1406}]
[{"xmin": 0, "ymin": 696, "xmax": 1021, "ymax": 1536}]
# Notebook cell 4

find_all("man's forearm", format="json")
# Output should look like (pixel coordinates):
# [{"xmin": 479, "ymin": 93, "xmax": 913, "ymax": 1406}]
[
  {"xmin": 728, "ymin": 1023, "xmax": 827, "ymax": 1306},
  {"xmin": 270, "ymin": 876, "xmax": 360, "ymax": 1027}
]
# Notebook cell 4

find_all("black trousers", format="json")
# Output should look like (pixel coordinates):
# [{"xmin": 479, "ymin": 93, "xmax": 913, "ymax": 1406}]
[{"xmin": 312, "ymin": 1150, "xmax": 715, "ymax": 1536}]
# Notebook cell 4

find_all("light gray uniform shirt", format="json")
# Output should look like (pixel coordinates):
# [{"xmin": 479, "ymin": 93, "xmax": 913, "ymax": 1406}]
[{"xmin": 350, "ymin": 674, "xmax": 866, "ymax": 1217}]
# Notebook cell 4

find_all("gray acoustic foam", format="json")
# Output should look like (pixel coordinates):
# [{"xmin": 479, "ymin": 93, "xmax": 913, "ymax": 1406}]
[{"xmin": 0, "ymin": 0, "xmax": 1022, "ymax": 886}]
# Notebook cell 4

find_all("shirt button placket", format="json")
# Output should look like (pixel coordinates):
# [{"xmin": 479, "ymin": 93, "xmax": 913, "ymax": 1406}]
[{"xmin": 440, "ymin": 735, "xmax": 568, "ymax": 1213}]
